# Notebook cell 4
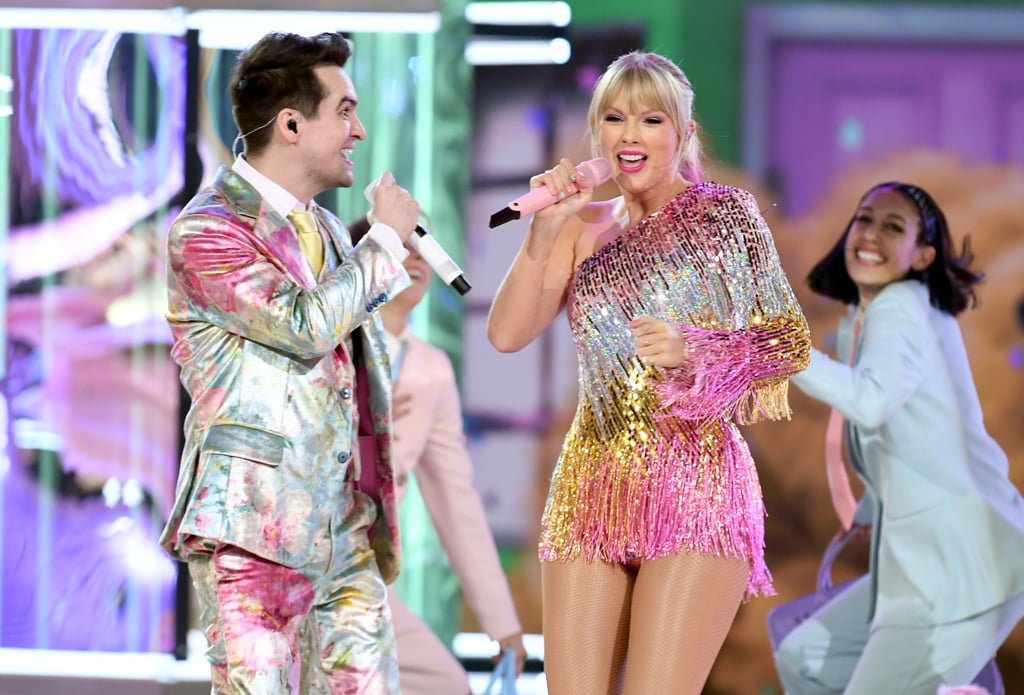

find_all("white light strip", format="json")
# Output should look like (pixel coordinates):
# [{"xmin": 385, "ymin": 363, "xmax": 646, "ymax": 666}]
[
  {"xmin": 465, "ymin": 37, "xmax": 571, "ymax": 66},
  {"xmin": 452, "ymin": 631, "xmax": 545, "ymax": 660},
  {"xmin": 0, "ymin": 647, "xmax": 211, "ymax": 681},
  {"xmin": 0, "ymin": 8, "xmax": 187, "ymax": 34},
  {"xmin": 188, "ymin": 10, "xmax": 441, "ymax": 49},
  {"xmin": 465, "ymin": 1, "xmax": 571, "ymax": 27},
  {"xmin": 0, "ymin": 8, "xmax": 441, "ymax": 41}
]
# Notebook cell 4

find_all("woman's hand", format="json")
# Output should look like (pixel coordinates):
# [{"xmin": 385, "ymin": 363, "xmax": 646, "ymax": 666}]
[
  {"xmin": 495, "ymin": 632, "xmax": 528, "ymax": 676},
  {"xmin": 529, "ymin": 158, "xmax": 596, "ymax": 223},
  {"xmin": 630, "ymin": 316, "xmax": 689, "ymax": 368}
]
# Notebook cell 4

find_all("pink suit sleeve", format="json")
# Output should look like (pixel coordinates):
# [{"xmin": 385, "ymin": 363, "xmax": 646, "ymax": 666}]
[{"xmin": 411, "ymin": 343, "xmax": 522, "ymax": 642}]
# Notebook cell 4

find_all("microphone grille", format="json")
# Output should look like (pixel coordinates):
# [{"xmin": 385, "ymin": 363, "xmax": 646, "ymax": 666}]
[{"xmin": 580, "ymin": 158, "xmax": 613, "ymax": 185}]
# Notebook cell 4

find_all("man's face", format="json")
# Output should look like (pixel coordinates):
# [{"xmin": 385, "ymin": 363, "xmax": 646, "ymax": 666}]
[{"xmin": 297, "ymin": 65, "xmax": 365, "ymax": 190}]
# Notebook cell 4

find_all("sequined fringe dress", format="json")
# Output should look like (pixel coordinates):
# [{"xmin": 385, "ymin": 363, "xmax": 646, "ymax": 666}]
[{"xmin": 539, "ymin": 183, "xmax": 810, "ymax": 597}]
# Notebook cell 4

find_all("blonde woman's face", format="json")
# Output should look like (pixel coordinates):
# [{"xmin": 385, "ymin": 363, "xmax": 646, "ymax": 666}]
[{"xmin": 598, "ymin": 96, "xmax": 682, "ymax": 195}]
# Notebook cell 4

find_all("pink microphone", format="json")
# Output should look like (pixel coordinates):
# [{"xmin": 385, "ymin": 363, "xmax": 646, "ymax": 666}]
[{"xmin": 489, "ymin": 158, "xmax": 614, "ymax": 228}]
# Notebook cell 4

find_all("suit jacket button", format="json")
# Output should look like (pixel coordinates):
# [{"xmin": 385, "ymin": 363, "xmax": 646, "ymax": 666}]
[
  {"xmin": 340, "ymin": 387, "xmax": 351, "ymax": 399},
  {"xmin": 366, "ymin": 304, "xmax": 373, "ymax": 312},
  {"xmin": 337, "ymin": 451, "xmax": 350, "ymax": 464},
  {"xmin": 378, "ymin": 293, "xmax": 386, "ymax": 302}
]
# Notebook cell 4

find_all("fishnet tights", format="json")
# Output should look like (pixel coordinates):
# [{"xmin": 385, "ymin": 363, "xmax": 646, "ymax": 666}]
[{"xmin": 541, "ymin": 553, "xmax": 748, "ymax": 695}]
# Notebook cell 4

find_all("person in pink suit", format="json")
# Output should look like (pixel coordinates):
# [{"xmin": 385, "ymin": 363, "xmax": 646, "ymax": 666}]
[
  {"xmin": 160, "ymin": 32, "xmax": 421, "ymax": 694},
  {"xmin": 350, "ymin": 217, "xmax": 528, "ymax": 694}
]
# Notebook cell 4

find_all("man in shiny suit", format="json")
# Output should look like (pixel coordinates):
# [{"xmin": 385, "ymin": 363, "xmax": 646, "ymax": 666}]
[{"xmin": 159, "ymin": 31, "xmax": 420, "ymax": 694}]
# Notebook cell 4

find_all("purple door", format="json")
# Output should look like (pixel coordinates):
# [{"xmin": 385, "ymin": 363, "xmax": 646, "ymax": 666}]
[{"xmin": 767, "ymin": 41, "xmax": 1024, "ymax": 216}]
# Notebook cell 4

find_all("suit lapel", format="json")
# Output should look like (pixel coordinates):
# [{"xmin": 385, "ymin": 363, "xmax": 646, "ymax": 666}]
[
  {"xmin": 316, "ymin": 206, "xmax": 353, "ymax": 271},
  {"xmin": 215, "ymin": 166, "xmax": 315, "ymax": 286}
]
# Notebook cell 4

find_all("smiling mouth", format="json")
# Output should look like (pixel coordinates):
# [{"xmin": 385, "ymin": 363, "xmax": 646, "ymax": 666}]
[
  {"xmin": 617, "ymin": 153, "xmax": 647, "ymax": 167},
  {"xmin": 855, "ymin": 249, "xmax": 884, "ymax": 264}
]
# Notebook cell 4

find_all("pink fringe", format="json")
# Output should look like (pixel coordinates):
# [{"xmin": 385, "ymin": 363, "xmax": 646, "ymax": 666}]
[
  {"xmin": 656, "ymin": 321, "xmax": 805, "ymax": 424},
  {"xmin": 540, "ymin": 418, "xmax": 775, "ymax": 600},
  {"xmin": 657, "ymin": 328, "xmax": 756, "ymax": 422}
]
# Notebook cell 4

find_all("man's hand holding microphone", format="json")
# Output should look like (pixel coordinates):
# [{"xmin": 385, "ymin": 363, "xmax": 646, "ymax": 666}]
[
  {"xmin": 366, "ymin": 171, "xmax": 420, "ymax": 244},
  {"xmin": 364, "ymin": 172, "xmax": 471, "ymax": 295}
]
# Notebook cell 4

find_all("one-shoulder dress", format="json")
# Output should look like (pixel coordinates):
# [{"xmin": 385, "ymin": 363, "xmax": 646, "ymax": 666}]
[{"xmin": 539, "ymin": 183, "xmax": 811, "ymax": 597}]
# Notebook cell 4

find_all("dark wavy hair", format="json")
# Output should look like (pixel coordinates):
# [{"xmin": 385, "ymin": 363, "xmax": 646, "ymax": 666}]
[
  {"xmin": 806, "ymin": 181, "xmax": 982, "ymax": 316},
  {"xmin": 230, "ymin": 32, "xmax": 352, "ymax": 156}
]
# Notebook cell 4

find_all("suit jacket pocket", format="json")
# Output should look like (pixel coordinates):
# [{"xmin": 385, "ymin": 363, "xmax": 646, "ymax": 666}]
[{"xmin": 203, "ymin": 423, "xmax": 286, "ymax": 467}]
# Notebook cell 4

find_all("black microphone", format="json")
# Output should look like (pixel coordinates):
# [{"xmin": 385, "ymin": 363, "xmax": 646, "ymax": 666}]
[
  {"xmin": 363, "ymin": 180, "xmax": 471, "ymax": 296},
  {"xmin": 489, "ymin": 158, "xmax": 614, "ymax": 228}
]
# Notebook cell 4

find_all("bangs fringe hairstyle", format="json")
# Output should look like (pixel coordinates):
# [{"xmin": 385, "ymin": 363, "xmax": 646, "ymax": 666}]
[
  {"xmin": 587, "ymin": 51, "xmax": 704, "ymax": 185},
  {"xmin": 230, "ymin": 32, "xmax": 352, "ymax": 156},
  {"xmin": 807, "ymin": 181, "xmax": 982, "ymax": 316}
]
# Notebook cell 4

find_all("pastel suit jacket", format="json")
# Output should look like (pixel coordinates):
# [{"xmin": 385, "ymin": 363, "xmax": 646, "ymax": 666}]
[
  {"xmin": 159, "ymin": 166, "xmax": 411, "ymax": 583},
  {"xmin": 792, "ymin": 280, "xmax": 1024, "ymax": 627},
  {"xmin": 392, "ymin": 334, "xmax": 521, "ymax": 640}
]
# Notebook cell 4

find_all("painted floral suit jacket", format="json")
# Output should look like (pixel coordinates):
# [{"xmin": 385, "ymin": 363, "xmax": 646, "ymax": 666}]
[{"xmin": 159, "ymin": 166, "xmax": 410, "ymax": 583}]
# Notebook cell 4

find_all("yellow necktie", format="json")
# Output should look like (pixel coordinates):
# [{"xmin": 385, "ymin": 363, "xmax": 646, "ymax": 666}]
[{"xmin": 288, "ymin": 209, "xmax": 324, "ymax": 276}]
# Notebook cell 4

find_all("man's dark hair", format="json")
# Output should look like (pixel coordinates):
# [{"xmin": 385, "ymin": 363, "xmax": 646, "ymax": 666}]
[{"xmin": 230, "ymin": 32, "xmax": 352, "ymax": 156}]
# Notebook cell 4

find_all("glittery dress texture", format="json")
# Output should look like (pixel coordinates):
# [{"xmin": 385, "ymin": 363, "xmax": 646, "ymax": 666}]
[{"xmin": 540, "ymin": 184, "xmax": 810, "ymax": 597}]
